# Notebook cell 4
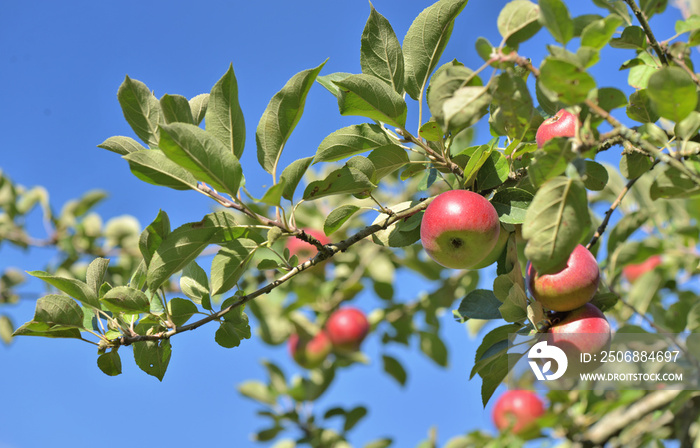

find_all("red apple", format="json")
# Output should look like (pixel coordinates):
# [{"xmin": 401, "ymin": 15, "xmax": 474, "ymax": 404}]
[
  {"xmin": 535, "ymin": 109, "xmax": 578, "ymax": 148},
  {"xmin": 549, "ymin": 303, "xmax": 611, "ymax": 355},
  {"xmin": 492, "ymin": 390, "xmax": 545, "ymax": 435},
  {"xmin": 527, "ymin": 244, "xmax": 600, "ymax": 312},
  {"xmin": 622, "ymin": 255, "xmax": 662, "ymax": 283},
  {"xmin": 285, "ymin": 228, "xmax": 331, "ymax": 263},
  {"xmin": 326, "ymin": 307, "xmax": 370, "ymax": 352},
  {"xmin": 288, "ymin": 330, "xmax": 332, "ymax": 369},
  {"xmin": 420, "ymin": 190, "xmax": 500, "ymax": 269}
]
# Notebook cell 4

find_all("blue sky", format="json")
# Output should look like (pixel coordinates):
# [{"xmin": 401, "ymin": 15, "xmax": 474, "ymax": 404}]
[{"xmin": 0, "ymin": 1, "xmax": 687, "ymax": 447}]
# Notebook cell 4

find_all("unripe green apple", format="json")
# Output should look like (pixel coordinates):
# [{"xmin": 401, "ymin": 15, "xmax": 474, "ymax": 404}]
[
  {"xmin": 285, "ymin": 228, "xmax": 330, "ymax": 263},
  {"xmin": 527, "ymin": 244, "xmax": 600, "ymax": 312},
  {"xmin": 623, "ymin": 255, "xmax": 662, "ymax": 283},
  {"xmin": 420, "ymin": 190, "xmax": 500, "ymax": 269},
  {"xmin": 288, "ymin": 330, "xmax": 332, "ymax": 369},
  {"xmin": 535, "ymin": 109, "xmax": 579, "ymax": 148},
  {"xmin": 469, "ymin": 224, "xmax": 509, "ymax": 269},
  {"xmin": 492, "ymin": 390, "xmax": 545, "ymax": 435},
  {"xmin": 326, "ymin": 307, "xmax": 369, "ymax": 352}
]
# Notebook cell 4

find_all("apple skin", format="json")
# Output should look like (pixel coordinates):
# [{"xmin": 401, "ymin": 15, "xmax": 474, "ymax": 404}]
[
  {"xmin": 326, "ymin": 307, "xmax": 370, "ymax": 352},
  {"xmin": 420, "ymin": 190, "xmax": 500, "ymax": 269},
  {"xmin": 285, "ymin": 228, "xmax": 331, "ymax": 263},
  {"xmin": 549, "ymin": 303, "xmax": 611, "ymax": 354},
  {"xmin": 527, "ymin": 244, "xmax": 600, "ymax": 312},
  {"xmin": 535, "ymin": 109, "xmax": 578, "ymax": 148},
  {"xmin": 469, "ymin": 224, "xmax": 509, "ymax": 269},
  {"xmin": 492, "ymin": 390, "xmax": 545, "ymax": 435},
  {"xmin": 623, "ymin": 255, "xmax": 662, "ymax": 283},
  {"xmin": 288, "ymin": 330, "xmax": 332, "ymax": 369}
]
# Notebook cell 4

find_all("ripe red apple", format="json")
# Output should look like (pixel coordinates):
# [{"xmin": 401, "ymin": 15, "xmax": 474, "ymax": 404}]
[
  {"xmin": 535, "ymin": 109, "xmax": 578, "ymax": 148},
  {"xmin": 285, "ymin": 228, "xmax": 331, "ymax": 263},
  {"xmin": 288, "ymin": 330, "xmax": 332, "ymax": 369},
  {"xmin": 622, "ymin": 255, "xmax": 662, "ymax": 283},
  {"xmin": 492, "ymin": 390, "xmax": 545, "ymax": 435},
  {"xmin": 548, "ymin": 303, "xmax": 611, "ymax": 374},
  {"xmin": 326, "ymin": 307, "xmax": 370, "ymax": 352},
  {"xmin": 420, "ymin": 190, "xmax": 500, "ymax": 269},
  {"xmin": 527, "ymin": 244, "xmax": 600, "ymax": 312}
]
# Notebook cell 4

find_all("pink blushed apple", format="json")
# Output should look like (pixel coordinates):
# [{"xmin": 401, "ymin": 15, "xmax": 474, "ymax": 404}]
[
  {"xmin": 420, "ymin": 190, "xmax": 500, "ymax": 269},
  {"xmin": 623, "ymin": 255, "xmax": 662, "ymax": 283},
  {"xmin": 527, "ymin": 244, "xmax": 600, "ymax": 312},
  {"xmin": 535, "ymin": 109, "xmax": 579, "ymax": 148},
  {"xmin": 492, "ymin": 390, "xmax": 545, "ymax": 435},
  {"xmin": 326, "ymin": 307, "xmax": 370, "ymax": 352},
  {"xmin": 288, "ymin": 330, "xmax": 332, "ymax": 369}
]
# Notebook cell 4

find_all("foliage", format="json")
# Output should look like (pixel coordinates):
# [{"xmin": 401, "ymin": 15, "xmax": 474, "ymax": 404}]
[{"xmin": 3, "ymin": 0, "xmax": 700, "ymax": 446}]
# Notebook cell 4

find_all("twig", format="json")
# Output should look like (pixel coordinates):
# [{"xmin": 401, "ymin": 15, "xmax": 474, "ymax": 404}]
[
  {"xmin": 623, "ymin": 0, "xmax": 670, "ymax": 65},
  {"xmin": 112, "ymin": 196, "xmax": 435, "ymax": 346}
]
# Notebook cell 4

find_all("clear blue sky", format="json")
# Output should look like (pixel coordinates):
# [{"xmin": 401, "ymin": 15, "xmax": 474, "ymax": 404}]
[{"xmin": 0, "ymin": 1, "xmax": 686, "ymax": 447}]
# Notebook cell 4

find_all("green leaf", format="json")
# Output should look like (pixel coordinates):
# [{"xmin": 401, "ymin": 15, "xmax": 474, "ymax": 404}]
[
  {"xmin": 626, "ymin": 89, "xmax": 660, "ymax": 123},
  {"xmin": 117, "ymin": 75, "xmax": 162, "ymax": 147},
  {"xmin": 443, "ymin": 86, "xmax": 492, "ymax": 133},
  {"xmin": 101, "ymin": 286, "xmax": 151, "ymax": 314},
  {"xmin": 257, "ymin": 61, "xmax": 326, "ymax": 174},
  {"xmin": 324, "ymin": 205, "xmax": 361, "ymax": 235},
  {"xmin": 647, "ymin": 66, "xmax": 698, "ymax": 122},
  {"xmin": 167, "ymin": 298, "xmax": 198, "ymax": 327},
  {"xmin": 180, "ymin": 261, "xmax": 210, "ymax": 305},
  {"xmin": 189, "ymin": 93, "xmax": 209, "ymax": 125},
  {"xmin": 675, "ymin": 111, "xmax": 700, "ymax": 140},
  {"xmin": 260, "ymin": 180, "xmax": 286, "ymax": 207},
  {"xmin": 539, "ymin": 0, "xmax": 573, "ymax": 44},
  {"xmin": 610, "ymin": 26, "xmax": 647, "ymax": 49},
  {"xmin": 382, "ymin": 354, "xmax": 407, "ymax": 386},
  {"xmin": 97, "ymin": 351, "xmax": 122, "ymax": 376},
  {"xmin": 123, "ymin": 149, "xmax": 199, "ymax": 191},
  {"xmin": 650, "ymin": 165, "xmax": 700, "ymax": 199},
  {"xmin": 206, "ymin": 64, "xmax": 246, "ymax": 158},
  {"xmin": 491, "ymin": 188, "xmax": 534, "ymax": 224},
  {"xmin": 133, "ymin": 339, "xmax": 171, "ymax": 381},
  {"xmin": 627, "ymin": 52, "xmax": 658, "ymax": 89},
  {"xmin": 0, "ymin": 315, "xmax": 13, "ymax": 345},
  {"xmin": 279, "ymin": 156, "xmax": 314, "ymax": 201},
  {"xmin": 522, "ymin": 176, "xmax": 590, "ymax": 274},
  {"xmin": 606, "ymin": 210, "xmax": 649, "ymax": 257},
  {"xmin": 211, "ymin": 239, "xmax": 259, "ymax": 295},
  {"xmin": 86, "ymin": 258, "xmax": 110, "ymax": 295},
  {"xmin": 28, "ymin": 271, "xmax": 98, "ymax": 308},
  {"xmin": 676, "ymin": 15, "xmax": 700, "ymax": 34},
  {"xmin": 419, "ymin": 122, "xmax": 443, "ymax": 141},
  {"xmin": 334, "ymin": 74, "xmax": 407, "ymax": 128},
  {"xmin": 367, "ymin": 145, "xmax": 409, "ymax": 180},
  {"xmin": 303, "ymin": 166, "xmax": 377, "ymax": 201},
  {"xmin": 500, "ymin": 284, "xmax": 529, "ymax": 322},
  {"xmin": 315, "ymin": 124, "xmax": 399, "ymax": 164},
  {"xmin": 317, "ymin": 72, "xmax": 352, "ymax": 98},
  {"xmin": 139, "ymin": 209, "xmax": 171, "ymax": 266},
  {"xmin": 427, "ymin": 62, "xmax": 482, "ymax": 125},
  {"xmin": 539, "ymin": 58, "xmax": 596, "ymax": 105},
  {"xmin": 580, "ymin": 16, "xmax": 624, "ymax": 50},
  {"xmin": 457, "ymin": 290, "xmax": 503, "ymax": 321},
  {"xmin": 403, "ymin": 0, "xmax": 469, "ymax": 100},
  {"xmin": 371, "ymin": 200, "xmax": 422, "ymax": 247},
  {"xmin": 215, "ymin": 321, "xmax": 248, "ymax": 348},
  {"xmin": 344, "ymin": 406, "xmax": 368, "ymax": 432},
  {"xmin": 13, "ymin": 321, "xmax": 81, "ymax": 339},
  {"xmin": 146, "ymin": 222, "xmax": 222, "ymax": 291},
  {"xmin": 596, "ymin": 87, "xmax": 628, "ymax": 112},
  {"xmin": 238, "ymin": 380, "xmax": 277, "ymax": 405},
  {"xmin": 160, "ymin": 94, "xmax": 194, "ymax": 124},
  {"xmin": 98, "ymin": 136, "xmax": 146, "ymax": 155},
  {"xmin": 361, "ymin": 3, "xmax": 404, "ymax": 93},
  {"xmin": 419, "ymin": 331, "xmax": 448, "ymax": 367},
  {"xmin": 480, "ymin": 351, "xmax": 510, "ymax": 407},
  {"xmin": 528, "ymin": 143, "xmax": 575, "ymax": 188},
  {"xmin": 489, "ymin": 72, "xmax": 533, "ymax": 139},
  {"xmin": 159, "ymin": 122, "xmax": 243, "ymax": 197},
  {"xmin": 32, "ymin": 294, "xmax": 84, "ymax": 328},
  {"xmin": 497, "ymin": 0, "xmax": 542, "ymax": 47},
  {"xmin": 476, "ymin": 151, "xmax": 509, "ymax": 190},
  {"xmin": 582, "ymin": 160, "xmax": 609, "ymax": 191}
]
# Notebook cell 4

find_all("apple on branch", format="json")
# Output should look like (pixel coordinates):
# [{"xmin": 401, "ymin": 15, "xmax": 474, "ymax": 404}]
[
  {"xmin": 527, "ymin": 244, "xmax": 600, "ymax": 312},
  {"xmin": 420, "ymin": 190, "xmax": 500, "ymax": 269},
  {"xmin": 622, "ymin": 255, "xmax": 662, "ymax": 283},
  {"xmin": 548, "ymin": 303, "xmax": 611, "ymax": 374},
  {"xmin": 492, "ymin": 389, "xmax": 546, "ymax": 435},
  {"xmin": 326, "ymin": 307, "xmax": 370, "ymax": 353},
  {"xmin": 536, "ymin": 109, "xmax": 579, "ymax": 148},
  {"xmin": 288, "ymin": 330, "xmax": 332, "ymax": 369}
]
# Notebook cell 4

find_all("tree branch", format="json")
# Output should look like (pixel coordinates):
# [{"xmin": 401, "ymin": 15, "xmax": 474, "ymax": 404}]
[
  {"xmin": 113, "ymin": 196, "xmax": 435, "ymax": 346},
  {"xmin": 623, "ymin": 0, "xmax": 670, "ymax": 66}
]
